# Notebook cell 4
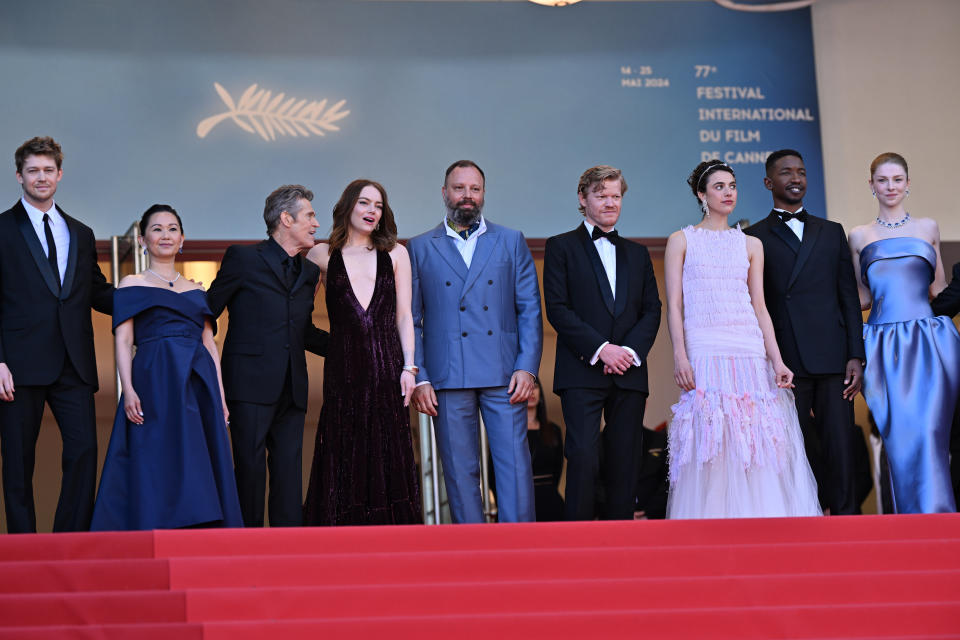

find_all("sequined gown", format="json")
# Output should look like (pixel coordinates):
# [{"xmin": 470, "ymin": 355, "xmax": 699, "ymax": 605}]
[
  {"xmin": 666, "ymin": 226, "xmax": 821, "ymax": 519},
  {"xmin": 91, "ymin": 287, "xmax": 243, "ymax": 530},
  {"xmin": 860, "ymin": 237, "xmax": 959, "ymax": 513},
  {"xmin": 303, "ymin": 249, "xmax": 422, "ymax": 525}
]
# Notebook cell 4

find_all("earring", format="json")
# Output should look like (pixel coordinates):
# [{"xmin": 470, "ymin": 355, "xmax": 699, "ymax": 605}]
[
  {"xmin": 700, "ymin": 199, "xmax": 709, "ymax": 218},
  {"xmin": 143, "ymin": 247, "xmax": 147, "ymax": 256},
  {"xmin": 375, "ymin": 223, "xmax": 380, "ymax": 231},
  {"xmin": 906, "ymin": 188, "xmax": 910, "ymax": 196},
  {"xmin": 871, "ymin": 191, "xmax": 876, "ymax": 197},
  {"xmin": 179, "ymin": 245, "xmax": 183, "ymax": 254}
]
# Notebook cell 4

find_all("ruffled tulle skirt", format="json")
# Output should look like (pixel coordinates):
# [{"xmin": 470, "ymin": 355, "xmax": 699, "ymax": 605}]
[{"xmin": 666, "ymin": 354, "xmax": 822, "ymax": 519}]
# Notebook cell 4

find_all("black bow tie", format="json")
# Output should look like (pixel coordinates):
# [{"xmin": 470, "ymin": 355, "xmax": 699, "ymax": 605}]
[
  {"xmin": 778, "ymin": 210, "xmax": 808, "ymax": 223},
  {"xmin": 591, "ymin": 227, "xmax": 619, "ymax": 242}
]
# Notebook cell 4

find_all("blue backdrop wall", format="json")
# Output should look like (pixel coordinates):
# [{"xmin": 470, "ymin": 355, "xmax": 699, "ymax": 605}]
[{"xmin": 0, "ymin": 0, "xmax": 823, "ymax": 239}]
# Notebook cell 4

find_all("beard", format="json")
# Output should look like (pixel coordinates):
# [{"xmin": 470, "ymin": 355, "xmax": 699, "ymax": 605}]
[{"xmin": 444, "ymin": 194, "xmax": 483, "ymax": 228}]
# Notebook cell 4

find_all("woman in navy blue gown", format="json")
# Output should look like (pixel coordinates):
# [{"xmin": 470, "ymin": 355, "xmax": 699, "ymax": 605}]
[
  {"xmin": 302, "ymin": 180, "xmax": 422, "ymax": 525},
  {"xmin": 91, "ymin": 205, "xmax": 242, "ymax": 530},
  {"xmin": 848, "ymin": 153, "xmax": 960, "ymax": 513}
]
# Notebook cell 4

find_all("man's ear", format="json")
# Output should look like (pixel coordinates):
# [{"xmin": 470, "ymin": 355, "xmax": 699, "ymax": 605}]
[{"xmin": 763, "ymin": 176, "xmax": 773, "ymax": 191}]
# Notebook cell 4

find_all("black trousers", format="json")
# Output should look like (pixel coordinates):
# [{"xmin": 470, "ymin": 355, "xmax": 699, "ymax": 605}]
[
  {"xmin": 228, "ymin": 370, "xmax": 305, "ymax": 527},
  {"xmin": 793, "ymin": 374, "xmax": 860, "ymax": 515},
  {"xmin": 0, "ymin": 358, "xmax": 98, "ymax": 533},
  {"xmin": 560, "ymin": 386, "xmax": 647, "ymax": 521}
]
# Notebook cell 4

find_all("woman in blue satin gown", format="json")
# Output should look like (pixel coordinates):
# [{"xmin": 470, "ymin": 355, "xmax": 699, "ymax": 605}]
[
  {"xmin": 849, "ymin": 153, "xmax": 960, "ymax": 513},
  {"xmin": 91, "ymin": 205, "xmax": 242, "ymax": 530}
]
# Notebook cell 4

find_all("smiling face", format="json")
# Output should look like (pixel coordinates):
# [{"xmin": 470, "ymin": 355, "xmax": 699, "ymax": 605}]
[
  {"xmin": 579, "ymin": 178, "xmax": 623, "ymax": 231},
  {"xmin": 699, "ymin": 170, "xmax": 737, "ymax": 217},
  {"xmin": 286, "ymin": 198, "xmax": 320, "ymax": 251},
  {"xmin": 140, "ymin": 210, "xmax": 183, "ymax": 259},
  {"xmin": 348, "ymin": 185, "xmax": 384, "ymax": 240},
  {"xmin": 764, "ymin": 154, "xmax": 806, "ymax": 211},
  {"xmin": 870, "ymin": 162, "xmax": 910, "ymax": 209},
  {"xmin": 17, "ymin": 154, "xmax": 62, "ymax": 210}
]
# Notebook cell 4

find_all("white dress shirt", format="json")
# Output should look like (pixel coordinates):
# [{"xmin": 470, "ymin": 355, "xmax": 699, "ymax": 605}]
[
  {"xmin": 22, "ymin": 197, "xmax": 69, "ymax": 283},
  {"xmin": 774, "ymin": 206, "xmax": 805, "ymax": 241},
  {"xmin": 582, "ymin": 221, "xmax": 641, "ymax": 368},
  {"xmin": 444, "ymin": 215, "xmax": 487, "ymax": 268}
]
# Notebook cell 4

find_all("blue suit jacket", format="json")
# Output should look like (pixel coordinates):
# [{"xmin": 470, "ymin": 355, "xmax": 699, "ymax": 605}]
[{"xmin": 408, "ymin": 220, "xmax": 542, "ymax": 390}]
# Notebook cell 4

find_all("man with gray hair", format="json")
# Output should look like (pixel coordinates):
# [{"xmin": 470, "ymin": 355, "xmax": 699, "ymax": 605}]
[{"xmin": 207, "ymin": 185, "xmax": 329, "ymax": 527}]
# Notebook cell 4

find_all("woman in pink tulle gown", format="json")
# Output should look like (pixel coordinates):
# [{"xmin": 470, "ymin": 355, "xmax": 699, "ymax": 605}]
[{"xmin": 663, "ymin": 160, "xmax": 821, "ymax": 519}]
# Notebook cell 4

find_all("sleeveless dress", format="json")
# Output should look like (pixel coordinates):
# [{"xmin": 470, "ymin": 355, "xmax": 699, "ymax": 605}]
[
  {"xmin": 303, "ymin": 249, "xmax": 422, "ymax": 525},
  {"xmin": 666, "ymin": 226, "xmax": 821, "ymax": 519},
  {"xmin": 91, "ymin": 287, "xmax": 243, "ymax": 530},
  {"xmin": 860, "ymin": 237, "xmax": 960, "ymax": 513}
]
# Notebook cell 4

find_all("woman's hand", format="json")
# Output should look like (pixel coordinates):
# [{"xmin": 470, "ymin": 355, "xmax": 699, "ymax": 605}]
[
  {"xmin": 124, "ymin": 389, "xmax": 144, "ymax": 425},
  {"xmin": 222, "ymin": 402, "xmax": 230, "ymax": 429},
  {"xmin": 400, "ymin": 370, "xmax": 417, "ymax": 407},
  {"xmin": 674, "ymin": 357, "xmax": 695, "ymax": 391},
  {"xmin": 773, "ymin": 361, "xmax": 795, "ymax": 388}
]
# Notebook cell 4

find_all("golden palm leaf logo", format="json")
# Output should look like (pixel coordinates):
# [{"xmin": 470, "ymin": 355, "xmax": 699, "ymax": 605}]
[{"xmin": 196, "ymin": 83, "xmax": 350, "ymax": 141}]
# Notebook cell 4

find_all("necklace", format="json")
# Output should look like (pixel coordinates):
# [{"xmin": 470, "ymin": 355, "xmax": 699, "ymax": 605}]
[
  {"xmin": 145, "ymin": 268, "xmax": 181, "ymax": 288},
  {"xmin": 875, "ymin": 212, "xmax": 910, "ymax": 229}
]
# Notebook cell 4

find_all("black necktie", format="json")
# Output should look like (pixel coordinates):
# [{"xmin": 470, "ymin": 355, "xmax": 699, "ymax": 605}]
[
  {"xmin": 282, "ymin": 256, "xmax": 294, "ymax": 289},
  {"xmin": 43, "ymin": 213, "xmax": 60, "ymax": 291},
  {"xmin": 779, "ymin": 210, "xmax": 808, "ymax": 223},
  {"xmin": 591, "ymin": 226, "xmax": 619, "ymax": 242}
]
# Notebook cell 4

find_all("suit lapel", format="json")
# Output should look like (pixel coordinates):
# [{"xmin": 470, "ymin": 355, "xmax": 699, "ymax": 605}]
[
  {"xmin": 462, "ymin": 226, "xmax": 498, "ymax": 295},
  {"xmin": 576, "ymin": 224, "xmax": 614, "ymax": 315},
  {"xmin": 766, "ymin": 211, "xmax": 801, "ymax": 255},
  {"xmin": 290, "ymin": 253, "xmax": 311, "ymax": 292},
  {"xmin": 13, "ymin": 202, "xmax": 61, "ymax": 297},
  {"xmin": 613, "ymin": 238, "xmax": 628, "ymax": 317},
  {"xmin": 429, "ymin": 224, "xmax": 469, "ymax": 282},
  {"xmin": 788, "ymin": 215, "xmax": 822, "ymax": 289},
  {"xmin": 256, "ymin": 240, "xmax": 287, "ymax": 287},
  {"xmin": 59, "ymin": 207, "xmax": 79, "ymax": 298}
]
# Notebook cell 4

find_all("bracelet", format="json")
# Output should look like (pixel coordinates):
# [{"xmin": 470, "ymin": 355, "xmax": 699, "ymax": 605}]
[{"xmin": 402, "ymin": 364, "xmax": 420, "ymax": 375}]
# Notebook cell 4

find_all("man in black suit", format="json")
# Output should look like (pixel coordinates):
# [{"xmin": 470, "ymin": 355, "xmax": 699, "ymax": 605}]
[
  {"xmin": 0, "ymin": 136, "xmax": 113, "ymax": 533},
  {"xmin": 931, "ymin": 263, "xmax": 960, "ymax": 508},
  {"xmin": 543, "ymin": 165, "xmax": 661, "ymax": 520},
  {"xmin": 745, "ymin": 149, "xmax": 865, "ymax": 515},
  {"xmin": 207, "ymin": 185, "xmax": 328, "ymax": 527}
]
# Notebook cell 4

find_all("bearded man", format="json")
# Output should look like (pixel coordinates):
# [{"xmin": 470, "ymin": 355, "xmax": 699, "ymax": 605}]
[{"xmin": 408, "ymin": 160, "xmax": 543, "ymax": 523}]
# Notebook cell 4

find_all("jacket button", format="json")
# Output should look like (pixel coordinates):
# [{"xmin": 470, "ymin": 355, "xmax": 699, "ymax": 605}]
[
  {"xmin": 483, "ymin": 305, "xmax": 488, "ymax": 311},
  {"xmin": 487, "ymin": 330, "xmax": 493, "ymax": 335},
  {"xmin": 488, "ymin": 280, "xmax": 493, "ymax": 285},
  {"xmin": 786, "ymin": 294, "xmax": 791, "ymax": 300},
  {"xmin": 462, "ymin": 332, "xmax": 468, "ymax": 337},
  {"xmin": 284, "ymin": 344, "xmax": 290, "ymax": 349},
  {"xmin": 460, "ymin": 306, "xmax": 466, "ymax": 311},
  {"xmin": 446, "ymin": 281, "xmax": 451, "ymax": 286}
]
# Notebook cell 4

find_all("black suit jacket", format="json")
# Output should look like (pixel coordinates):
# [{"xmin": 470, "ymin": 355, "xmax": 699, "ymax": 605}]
[
  {"xmin": 206, "ymin": 240, "xmax": 328, "ymax": 409},
  {"xmin": 0, "ymin": 201, "xmax": 113, "ymax": 389},
  {"xmin": 931, "ymin": 262, "xmax": 960, "ymax": 318},
  {"xmin": 745, "ymin": 211, "xmax": 865, "ymax": 376},
  {"xmin": 543, "ymin": 225, "xmax": 662, "ymax": 393}
]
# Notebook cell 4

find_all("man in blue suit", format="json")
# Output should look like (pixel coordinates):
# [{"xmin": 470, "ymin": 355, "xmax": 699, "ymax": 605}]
[{"xmin": 409, "ymin": 160, "xmax": 543, "ymax": 523}]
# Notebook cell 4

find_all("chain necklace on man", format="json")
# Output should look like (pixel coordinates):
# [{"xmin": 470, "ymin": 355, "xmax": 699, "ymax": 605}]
[
  {"xmin": 875, "ymin": 212, "xmax": 910, "ymax": 229},
  {"xmin": 145, "ymin": 268, "xmax": 181, "ymax": 288}
]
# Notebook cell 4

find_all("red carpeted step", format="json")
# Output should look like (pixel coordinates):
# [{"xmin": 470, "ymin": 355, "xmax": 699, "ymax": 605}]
[
  {"xmin": 0, "ymin": 591, "xmax": 186, "ymax": 626},
  {"xmin": 0, "ymin": 531, "xmax": 154, "ymax": 562},
  {"xmin": 0, "ymin": 623, "xmax": 203, "ymax": 640},
  {"xmin": 0, "ymin": 559, "xmax": 170, "ymax": 593},
  {"xmin": 150, "ymin": 514, "xmax": 960, "ymax": 558},
  {"xmin": 193, "ymin": 602, "xmax": 960, "ymax": 640},
  {"xmin": 176, "ymin": 571, "xmax": 960, "ymax": 621},
  {"xmin": 165, "ymin": 539, "xmax": 960, "ymax": 588}
]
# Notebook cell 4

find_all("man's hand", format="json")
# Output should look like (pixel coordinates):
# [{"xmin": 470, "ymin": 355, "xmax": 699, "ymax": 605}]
[
  {"xmin": 412, "ymin": 383, "xmax": 439, "ymax": 416},
  {"xmin": 598, "ymin": 344, "xmax": 634, "ymax": 375},
  {"xmin": 508, "ymin": 370, "xmax": 536, "ymax": 404},
  {"xmin": 842, "ymin": 358, "xmax": 864, "ymax": 401},
  {"xmin": 0, "ymin": 363, "xmax": 14, "ymax": 402}
]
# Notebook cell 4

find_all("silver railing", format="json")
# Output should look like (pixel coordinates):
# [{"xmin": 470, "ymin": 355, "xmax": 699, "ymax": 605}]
[
  {"xmin": 109, "ymin": 222, "xmax": 145, "ymax": 402},
  {"xmin": 418, "ymin": 413, "xmax": 494, "ymax": 524}
]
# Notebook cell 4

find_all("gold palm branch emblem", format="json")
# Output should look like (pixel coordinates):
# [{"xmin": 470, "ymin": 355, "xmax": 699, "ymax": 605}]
[{"xmin": 196, "ymin": 83, "xmax": 350, "ymax": 141}]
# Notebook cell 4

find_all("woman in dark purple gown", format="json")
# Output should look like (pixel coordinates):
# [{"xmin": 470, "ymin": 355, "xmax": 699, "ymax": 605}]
[{"xmin": 303, "ymin": 180, "xmax": 422, "ymax": 525}]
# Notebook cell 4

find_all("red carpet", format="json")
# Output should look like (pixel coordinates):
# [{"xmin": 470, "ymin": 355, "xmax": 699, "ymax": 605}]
[{"xmin": 0, "ymin": 515, "xmax": 958, "ymax": 638}]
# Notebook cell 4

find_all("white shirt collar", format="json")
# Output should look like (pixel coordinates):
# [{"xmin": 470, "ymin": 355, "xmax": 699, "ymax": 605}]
[
  {"xmin": 582, "ymin": 219, "xmax": 616, "ymax": 240},
  {"xmin": 22, "ymin": 197, "xmax": 62, "ymax": 225}
]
